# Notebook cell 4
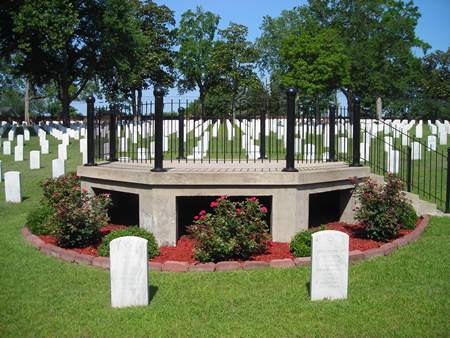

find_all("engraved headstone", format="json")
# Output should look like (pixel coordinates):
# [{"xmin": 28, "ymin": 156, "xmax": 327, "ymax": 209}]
[
  {"xmin": 4, "ymin": 171, "xmax": 22, "ymax": 203},
  {"xmin": 427, "ymin": 135, "xmax": 437, "ymax": 151},
  {"xmin": 41, "ymin": 140, "xmax": 49, "ymax": 154},
  {"xmin": 14, "ymin": 145, "xmax": 23, "ymax": 161},
  {"xmin": 3, "ymin": 141, "xmax": 11, "ymax": 155},
  {"xmin": 110, "ymin": 236, "xmax": 149, "ymax": 308},
  {"xmin": 52, "ymin": 159, "xmax": 65, "ymax": 178},
  {"xmin": 311, "ymin": 230, "xmax": 349, "ymax": 301},
  {"xmin": 58, "ymin": 144, "xmax": 67, "ymax": 160},
  {"xmin": 412, "ymin": 142, "xmax": 421, "ymax": 160},
  {"xmin": 30, "ymin": 150, "xmax": 40, "ymax": 169}
]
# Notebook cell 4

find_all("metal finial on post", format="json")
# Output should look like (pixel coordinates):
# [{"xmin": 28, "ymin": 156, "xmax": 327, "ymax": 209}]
[
  {"xmin": 328, "ymin": 102, "xmax": 336, "ymax": 162},
  {"xmin": 351, "ymin": 95, "xmax": 362, "ymax": 167},
  {"xmin": 151, "ymin": 85, "xmax": 166, "ymax": 172},
  {"xmin": 86, "ymin": 96, "xmax": 96, "ymax": 166},
  {"xmin": 283, "ymin": 87, "xmax": 299, "ymax": 172},
  {"xmin": 177, "ymin": 107, "xmax": 186, "ymax": 160}
]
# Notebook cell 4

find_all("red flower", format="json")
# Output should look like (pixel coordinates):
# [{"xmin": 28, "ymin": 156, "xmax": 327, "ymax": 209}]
[
  {"xmin": 199, "ymin": 210, "xmax": 206, "ymax": 215},
  {"xmin": 200, "ymin": 215, "xmax": 205, "ymax": 220},
  {"xmin": 236, "ymin": 208, "xmax": 241, "ymax": 214},
  {"xmin": 210, "ymin": 201, "xmax": 218, "ymax": 208},
  {"xmin": 220, "ymin": 195, "xmax": 228, "ymax": 200},
  {"xmin": 247, "ymin": 196, "xmax": 257, "ymax": 202},
  {"xmin": 194, "ymin": 216, "xmax": 199, "ymax": 220},
  {"xmin": 260, "ymin": 207, "xmax": 268, "ymax": 213}
]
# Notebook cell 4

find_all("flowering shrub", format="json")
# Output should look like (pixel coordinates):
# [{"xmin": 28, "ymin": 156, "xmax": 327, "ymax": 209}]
[
  {"xmin": 98, "ymin": 227, "xmax": 159, "ymax": 258},
  {"xmin": 40, "ymin": 173, "xmax": 112, "ymax": 248},
  {"xmin": 353, "ymin": 174, "xmax": 417, "ymax": 242},
  {"xmin": 26, "ymin": 204, "xmax": 56, "ymax": 235},
  {"xmin": 188, "ymin": 196, "xmax": 270, "ymax": 262}
]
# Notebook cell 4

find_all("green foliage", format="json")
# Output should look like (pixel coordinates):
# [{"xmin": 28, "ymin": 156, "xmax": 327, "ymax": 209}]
[
  {"xmin": 98, "ymin": 227, "xmax": 159, "ymax": 258},
  {"xmin": 397, "ymin": 203, "xmax": 418, "ymax": 230},
  {"xmin": 257, "ymin": 0, "xmax": 429, "ymax": 110},
  {"xmin": 41, "ymin": 173, "xmax": 111, "ymax": 248},
  {"xmin": 26, "ymin": 204, "xmax": 55, "ymax": 235},
  {"xmin": 188, "ymin": 196, "xmax": 270, "ymax": 262},
  {"xmin": 289, "ymin": 225, "xmax": 325, "ymax": 257},
  {"xmin": 354, "ymin": 174, "xmax": 416, "ymax": 241},
  {"xmin": 280, "ymin": 27, "xmax": 350, "ymax": 98},
  {"xmin": 290, "ymin": 231, "xmax": 312, "ymax": 257}
]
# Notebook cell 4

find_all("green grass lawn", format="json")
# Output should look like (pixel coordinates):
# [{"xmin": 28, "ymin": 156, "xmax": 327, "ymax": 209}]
[{"xmin": 0, "ymin": 136, "xmax": 449, "ymax": 337}]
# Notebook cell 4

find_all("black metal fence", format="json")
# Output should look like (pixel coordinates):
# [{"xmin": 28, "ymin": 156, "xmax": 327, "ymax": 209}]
[{"xmin": 85, "ymin": 88, "xmax": 450, "ymax": 212}]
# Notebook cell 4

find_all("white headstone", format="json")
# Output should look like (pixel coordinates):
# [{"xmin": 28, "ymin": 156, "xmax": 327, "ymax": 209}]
[
  {"xmin": 439, "ymin": 131, "xmax": 447, "ymax": 145},
  {"xmin": 311, "ymin": 230, "xmax": 349, "ymax": 301},
  {"xmin": 17, "ymin": 134, "xmax": 24, "ymax": 147},
  {"xmin": 58, "ymin": 144, "xmax": 67, "ymax": 160},
  {"xmin": 415, "ymin": 123, "xmax": 423, "ymax": 138},
  {"xmin": 387, "ymin": 150, "xmax": 400, "ymax": 174},
  {"xmin": 30, "ymin": 150, "xmax": 41, "ymax": 169},
  {"xmin": 4, "ymin": 171, "xmax": 22, "ymax": 203},
  {"xmin": 14, "ymin": 145, "xmax": 23, "ymax": 162},
  {"xmin": 110, "ymin": 236, "xmax": 149, "ymax": 308},
  {"xmin": 24, "ymin": 129, "xmax": 30, "ymax": 141},
  {"xmin": 41, "ymin": 140, "xmax": 49, "ymax": 154},
  {"xmin": 412, "ymin": 142, "xmax": 421, "ymax": 160},
  {"xmin": 52, "ymin": 159, "xmax": 65, "ymax": 178},
  {"xmin": 427, "ymin": 135, "xmax": 437, "ymax": 151},
  {"xmin": 0, "ymin": 160, "xmax": 2, "ymax": 182},
  {"xmin": 3, "ymin": 141, "xmax": 11, "ymax": 155}
]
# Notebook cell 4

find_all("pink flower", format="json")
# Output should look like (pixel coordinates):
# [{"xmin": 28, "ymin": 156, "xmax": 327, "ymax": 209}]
[
  {"xmin": 194, "ymin": 216, "xmax": 199, "ymax": 220},
  {"xmin": 220, "ymin": 195, "xmax": 228, "ymax": 200},
  {"xmin": 247, "ymin": 196, "xmax": 257, "ymax": 202},
  {"xmin": 210, "ymin": 201, "xmax": 218, "ymax": 208},
  {"xmin": 82, "ymin": 188, "xmax": 88, "ymax": 193},
  {"xmin": 199, "ymin": 210, "xmax": 206, "ymax": 215},
  {"xmin": 260, "ymin": 207, "xmax": 268, "ymax": 213},
  {"xmin": 236, "ymin": 208, "xmax": 241, "ymax": 214},
  {"xmin": 200, "ymin": 215, "xmax": 205, "ymax": 220}
]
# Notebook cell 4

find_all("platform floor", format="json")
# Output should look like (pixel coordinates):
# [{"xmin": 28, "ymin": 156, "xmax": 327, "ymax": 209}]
[{"xmin": 96, "ymin": 160, "xmax": 349, "ymax": 173}]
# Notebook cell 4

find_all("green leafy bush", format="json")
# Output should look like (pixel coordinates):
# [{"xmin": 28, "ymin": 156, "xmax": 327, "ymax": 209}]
[
  {"xmin": 26, "ymin": 204, "xmax": 56, "ymax": 235},
  {"xmin": 290, "ymin": 231, "xmax": 312, "ymax": 257},
  {"xmin": 353, "ymin": 174, "xmax": 417, "ymax": 242},
  {"xmin": 41, "ymin": 173, "xmax": 81, "ymax": 207},
  {"xmin": 188, "ymin": 196, "xmax": 270, "ymax": 262},
  {"xmin": 98, "ymin": 227, "xmax": 159, "ymax": 258},
  {"xmin": 397, "ymin": 203, "xmax": 418, "ymax": 230},
  {"xmin": 290, "ymin": 225, "xmax": 325, "ymax": 257}
]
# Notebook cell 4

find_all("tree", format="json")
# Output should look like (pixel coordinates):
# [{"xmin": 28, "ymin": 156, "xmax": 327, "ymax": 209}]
[
  {"xmin": 279, "ymin": 27, "xmax": 350, "ymax": 101},
  {"xmin": 176, "ymin": 7, "xmax": 223, "ymax": 115},
  {"xmin": 257, "ymin": 0, "xmax": 428, "ymax": 112},
  {"xmin": 97, "ymin": 0, "xmax": 175, "ymax": 114},
  {"xmin": 0, "ymin": 0, "xmax": 101, "ymax": 126},
  {"xmin": 217, "ymin": 23, "xmax": 260, "ymax": 119}
]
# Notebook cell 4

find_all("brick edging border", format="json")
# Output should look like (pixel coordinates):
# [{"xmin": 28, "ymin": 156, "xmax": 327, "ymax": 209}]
[{"xmin": 22, "ymin": 215, "xmax": 430, "ymax": 273}]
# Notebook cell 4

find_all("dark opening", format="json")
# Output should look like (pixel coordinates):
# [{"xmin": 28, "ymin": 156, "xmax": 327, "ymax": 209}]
[
  {"xmin": 308, "ymin": 189, "xmax": 352, "ymax": 228},
  {"xmin": 176, "ymin": 195, "xmax": 272, "ymax": 240},
  {"xmin": 93, "ymin": 188, "xmax": 139, "ymax": 226}
]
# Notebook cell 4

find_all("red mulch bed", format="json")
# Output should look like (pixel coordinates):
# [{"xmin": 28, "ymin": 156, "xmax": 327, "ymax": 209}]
[{"xmin": 38, "ymin": 221, "xmax": 418, "ymax": 262}]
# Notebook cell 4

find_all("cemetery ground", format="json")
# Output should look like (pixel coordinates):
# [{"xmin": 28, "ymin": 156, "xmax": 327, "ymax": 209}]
[{"xmin": 0, "ymin": 137, "xmax": 449, "ymax": 337}]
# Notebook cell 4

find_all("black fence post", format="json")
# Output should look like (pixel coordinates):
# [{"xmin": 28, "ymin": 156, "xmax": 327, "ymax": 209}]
[
  {"xmin": 86, "ymin": 96, "xmax": 95, "ymax": 166},
  {"xmin": 328, "ymin": 102, "xmax": 336, "ymax": 162},
  {"xmin": 109, "ymin": 104, "xmax": 117, "ymax": 162},
  {"xmin": 283, "ymin": 87, "xmax": 298, "ymax": 172},
  {"xmin": 407, "ymin": 145, "xmax": 412, "ymax": 192},
  {"xmin": 177, "ymin": 107, "xmax": 185, "ymax": 160},
  {"xmin": 351, "ymin": 95, "xmax": 362, "ymax": 167},
  {"xmin": 151, "ymin": 85, "xmax": 166, "ymax": 172},
  {"xmin": 259, "ymin": 103, "xmax": 267, "ymax": 159},
  {"xmin": 446, "ymin": 147, "xmax": 450, "ymax": 213}
]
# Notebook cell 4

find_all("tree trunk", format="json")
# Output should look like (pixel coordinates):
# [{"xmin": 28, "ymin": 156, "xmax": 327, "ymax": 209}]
[
  {"xmin": 61, "ymin": 83, "xmax": 71, "ymax": 127},
  {"xmin": 24, "ymin": 79, "xmax": 30, "ymax": 124},
  {"xmin": 199, "ymin": 90, "xmax": 206, "ymax": 118}
]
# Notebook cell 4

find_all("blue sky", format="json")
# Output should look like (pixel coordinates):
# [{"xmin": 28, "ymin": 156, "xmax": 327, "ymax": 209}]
[{"xmin": 75, "ymin": 0, "xmax": 450, "ymax": 111}]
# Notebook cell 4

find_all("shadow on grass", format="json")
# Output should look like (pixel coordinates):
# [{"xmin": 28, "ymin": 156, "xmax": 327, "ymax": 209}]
[
  {"xmin": 149, "ymin": 285, "xmax": 158, "ymax": 304},
  {"xmin": 305, "ymin": 281, "xmax": 311, "ymax": 297}
]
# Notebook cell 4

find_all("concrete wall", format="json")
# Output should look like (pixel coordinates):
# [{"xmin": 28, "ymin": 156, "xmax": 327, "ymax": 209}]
[{"xmin": 79, "ymin": 164, "xmax": 370, "ymax": 245}]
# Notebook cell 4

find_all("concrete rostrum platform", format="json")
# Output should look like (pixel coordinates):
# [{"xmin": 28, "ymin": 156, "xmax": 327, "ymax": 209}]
[
  {"xmin": 77, "ymin": 161, "xmax": 371, "ymax": 246},
  {"xmin": 22, "ymin": 215, "xmax": 430, "ymax": 273}
]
